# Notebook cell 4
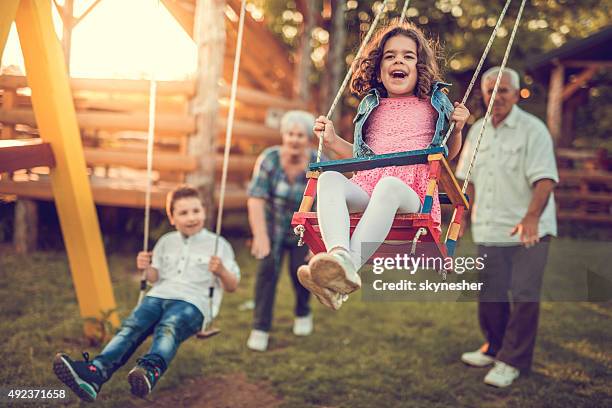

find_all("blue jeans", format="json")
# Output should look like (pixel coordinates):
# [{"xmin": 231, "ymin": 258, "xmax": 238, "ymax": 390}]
[{"xmin": 92, "ymin": 296, "xmax": 203, "ymax": 382}]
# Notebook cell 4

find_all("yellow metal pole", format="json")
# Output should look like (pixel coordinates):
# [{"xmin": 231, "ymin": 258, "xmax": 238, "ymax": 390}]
[
  {"xmin": 15, "ymin": 0, "xmax": 119, "ymax": 338},
  {"xmin": 0, "ymin": 0, "xmax": 20, "ymax": 59}
]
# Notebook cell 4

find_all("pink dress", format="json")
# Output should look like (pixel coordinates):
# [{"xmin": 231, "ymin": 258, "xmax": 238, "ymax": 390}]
[{"xmin": 350, "ymin": 96, "xmax": 441, "ymax": 229}]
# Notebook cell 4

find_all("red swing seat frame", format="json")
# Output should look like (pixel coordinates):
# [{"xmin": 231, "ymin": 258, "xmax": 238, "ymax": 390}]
[{"xmin": 291, "ymin": 147, "xmax": 470, "ymax": 263}]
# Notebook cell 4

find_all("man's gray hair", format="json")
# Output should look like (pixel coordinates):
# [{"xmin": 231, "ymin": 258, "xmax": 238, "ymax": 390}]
[
  {"xmin": 280, "ymin": 110, "xmax": 316, "ymax": 139},
  {"xmin": 481, "ymin": 66, "xmax": 520, "ymax": 90}
]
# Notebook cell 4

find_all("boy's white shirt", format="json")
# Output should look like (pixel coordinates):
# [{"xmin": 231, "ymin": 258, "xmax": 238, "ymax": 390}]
[{"xmin": 149, "ymin": 228, "xmax": 240, "ymax": 323}]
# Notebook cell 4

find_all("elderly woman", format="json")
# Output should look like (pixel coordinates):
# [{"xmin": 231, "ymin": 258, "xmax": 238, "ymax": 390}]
[{"xmin": 246, "ymin": 110, "xmax": 317, "ymax": 352}]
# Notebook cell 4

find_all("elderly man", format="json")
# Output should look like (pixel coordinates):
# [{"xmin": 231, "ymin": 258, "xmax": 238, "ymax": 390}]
[{"xmin": 455, "ymin": 67, "xmax": 558, "ymax": 388}]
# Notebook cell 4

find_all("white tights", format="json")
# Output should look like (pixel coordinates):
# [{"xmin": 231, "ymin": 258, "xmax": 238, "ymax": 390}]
[{"xmin": 317, "ymin": 171, "xmax": 422, "ymax": 269}]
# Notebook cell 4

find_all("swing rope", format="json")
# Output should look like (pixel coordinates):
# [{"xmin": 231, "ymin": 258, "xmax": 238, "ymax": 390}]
[
  {"xmin": 440, "ymin": 0, "xmax": 513, "ymax": 148},
  {"xmin": 214, "ymin": 0, "xmax": 247, "ymax": 255},
  {"xmin": 460, "ymin": 0, "xmax": 527, "ymax": 193},
  {"xmin": 316, "ymin": 0, "xmax": 391, "ymax": 163},
  {"xmin": 399, "ymin": 0, "xmax": 411, "ymax": 25},
  {"xmin": 199, "ymin": 0, "xmax": 247, "ymax": 336},
  {"xmin": 137, "ymin": 0, "xmax": 161, "ymax": 307}
]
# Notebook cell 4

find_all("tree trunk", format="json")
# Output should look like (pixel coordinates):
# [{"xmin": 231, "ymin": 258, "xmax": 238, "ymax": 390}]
[
  {"xmin": 329, "ymin": 0, "xmax": 347, "ymax": 123},
  {"xmin": 546, "ymin": 63, "xmax": 564, "ymax": 146},
  {"xmin": 189, "ymin": 0, "xmax": 226, "ymax": 226},
  {"xmin": 13, "ymin": 199, "xmax": 37, "ymax": 254},
  {"xmin": 295, "ymin": 1, "xmax": 314, "ymax": 102}
]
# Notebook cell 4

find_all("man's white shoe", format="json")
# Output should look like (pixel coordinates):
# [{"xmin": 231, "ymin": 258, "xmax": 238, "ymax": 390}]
[
  {"xmin": 246, "ymin": 329, "xmax": 269, "ymax": 352},
  {"xmin": 461, "ymin": 349, "xmax": 495, "ymax": 367},
  {"xmin": 293, "ymin": 314, "xmax": 313, "ymax": 336},
  {"xmin": 309, "ymin": 250, "xmax": 361, "ymax": 294},
  {"xmin": 484, "ymin": 361, "xmax": 520, "ymax": 388}
]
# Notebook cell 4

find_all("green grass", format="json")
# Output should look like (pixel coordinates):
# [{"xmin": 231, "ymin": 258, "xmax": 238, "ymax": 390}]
[{"xmin": 0, "ymin": 235, "xmax": 610, "ymax": 407}]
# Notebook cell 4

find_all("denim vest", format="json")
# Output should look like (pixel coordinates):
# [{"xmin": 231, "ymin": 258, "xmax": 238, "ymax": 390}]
[{"xmin": 352, "ymin": 82, "xmax": 454, "ymax": 157}]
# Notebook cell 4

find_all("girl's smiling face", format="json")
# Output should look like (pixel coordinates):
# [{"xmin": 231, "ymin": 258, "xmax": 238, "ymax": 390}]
[{"xmin": 379, "ymin": 35, "xmax": 418, "ymax": 98}]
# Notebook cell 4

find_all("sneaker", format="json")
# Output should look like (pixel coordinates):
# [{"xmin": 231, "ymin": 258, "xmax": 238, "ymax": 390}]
[
  {"xmin": 53, "ymin": 352, "xmax": 103, "ymax": 402},
  {"xmin": 297, "ymin": 265, "xmax": 344, "ymax": 310},
  {"xmin": 461, "ymin": 348, "xmax": 495, "ymax": 367},
  {"xmin": 246, "ymin": 329, "xmax": 269, "ymax": 352},
  {"xmin": 127, "ymin": 358, "xmax": 162, "ymax": 398},
  {"xmin": 309, "ymin": 250, "xmax": 361, "ymax": 294},
  {"xmin": 484, "ymin": 361, "xmax": 520, "ymax": 388},
  {"xmin": 293, "ymin": 314, "xmax": 313, "ymax": 336}
]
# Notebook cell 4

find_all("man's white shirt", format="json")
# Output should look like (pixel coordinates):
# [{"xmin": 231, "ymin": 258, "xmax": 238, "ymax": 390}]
[{"xmin": 455, "ymin": 105, "xmax": 559, "ymax": 245}]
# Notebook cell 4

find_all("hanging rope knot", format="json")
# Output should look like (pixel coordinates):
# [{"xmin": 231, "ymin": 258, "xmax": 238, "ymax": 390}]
[
  {"xmin": 294, "ymin": 225, "xmax": 306, "ymax": 246},
  {"xmin": 410, "ymin": 227, "xmax": 427, "ymax": 255}
]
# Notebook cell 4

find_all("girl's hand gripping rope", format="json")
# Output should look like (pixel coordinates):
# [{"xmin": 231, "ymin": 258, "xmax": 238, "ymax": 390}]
[
  {"xmin": 451, "ymin": 102, "xmax": 470, "ymax": 131},
  {"xmin": 313, "ymin": 116, "xmax": 338, "ymax": 149}
]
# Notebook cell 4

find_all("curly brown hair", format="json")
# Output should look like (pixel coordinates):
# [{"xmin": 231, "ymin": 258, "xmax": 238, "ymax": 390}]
[{"xmin": 350, "ymin": 19, "xmax": 443, "ymax": 99}]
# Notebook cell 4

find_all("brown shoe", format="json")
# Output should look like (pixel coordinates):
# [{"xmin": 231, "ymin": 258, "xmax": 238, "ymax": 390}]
[
  {"xmin": 297, "ymin": 265, "xmax": 344, "ymax": 310},
  {"xmin": 309, "ymin": 251, "xmax": 361, "ymax": 294}
]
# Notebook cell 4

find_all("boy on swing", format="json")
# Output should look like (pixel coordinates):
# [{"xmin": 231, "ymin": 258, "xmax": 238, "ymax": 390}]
[{"xmin": 53, "ymin": 186, "xmax": 240, "ymax": 402}]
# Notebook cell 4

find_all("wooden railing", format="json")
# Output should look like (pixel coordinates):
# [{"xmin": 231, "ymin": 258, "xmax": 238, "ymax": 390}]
[{"xmin": 555, "ymin": 148, "xmax": 612, "ymax": 223}]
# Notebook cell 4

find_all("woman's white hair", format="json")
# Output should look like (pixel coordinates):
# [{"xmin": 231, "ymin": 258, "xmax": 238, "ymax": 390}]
[
  {"xmin": 280, "ymin": 110, "xmax": 316, "ymax": 139},
  {"xmin": 481, "ymin": 66, "xmax": 520, "ymax": 90}
]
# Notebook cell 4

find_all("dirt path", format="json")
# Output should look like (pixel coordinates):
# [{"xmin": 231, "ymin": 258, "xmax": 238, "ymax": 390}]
[{"xmin": 149, "ymin": 373, "xmax": 283, "ymax": 407}]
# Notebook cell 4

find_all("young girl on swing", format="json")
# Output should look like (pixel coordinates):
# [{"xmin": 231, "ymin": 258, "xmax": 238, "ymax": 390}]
[{"xmin": 298, "ymin": 21, "xmax": 470, "ymax": 310}]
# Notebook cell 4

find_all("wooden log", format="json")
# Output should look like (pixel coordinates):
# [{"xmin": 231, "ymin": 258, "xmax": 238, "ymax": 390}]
[
  {"xmin": 562, "ymin": 66, "xmax": 598, "ymax": 102},
  {"xmin": 557, "ymin": 211, "xmax": 612, "ymax": 224},
  {"xmin": 0, "ymin": 139, "xmax": 55, "ymax": 172},
  {"xmin": 0, "ymin": 1, "xmax": 20, "ymax": 60},
  {"xmin": 189, "ymin": 0, "xmax": 226, "ymax": 221},
  {"xmin": 0, "ymin": 179, "xmax": 248, "ymax": 210},
  {"xmin": 82, "ymin": 146, "xmax": 256, "ymax": 175},
  {"xmin": 60, "ymin": 0, "xmax": 74, "ymax": 72},
  {"xmin": 329, "ymin": 0, "xmax": 347, "ymax": 122},
  {"xmin": 16, "ymin": 0, "xmax": 119, "ymax": 335},
  {"xmin": 1, "ymin": 88, "xmax": 16, "ymax": 138},
  {"xmin": 13, "ymin": 198, "xmax": 37, "ymax": 254},
  {"xmin": 0, "ymin": 74, "xmax": 307, "ymax": 109},
  {"xmin": 546, "ymin": 63, "xmax": 564, "ymax": 145},
  {"xmin": 295, "ymin": 0, "xmax": 314, "ymax": 100},
  {"xmin": 0, "ymin": 108, "xmax": 281, "ymax": 142},
  {"xmin": 559, "ymin": 169, "xmax": 612, "ymax": 185},
  {"xmin": 562, "ymin": 60, "xmax": 612, "ymax": 68},
  {"xmin": 555, "ymin": 191, "xmax": 612, "ymax": 204}
]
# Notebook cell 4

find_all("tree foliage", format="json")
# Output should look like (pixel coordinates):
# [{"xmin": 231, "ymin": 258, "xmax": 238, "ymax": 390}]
[{"xmin": 257, "ymin": 0, "xmax": 611, "ymax": 148}]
